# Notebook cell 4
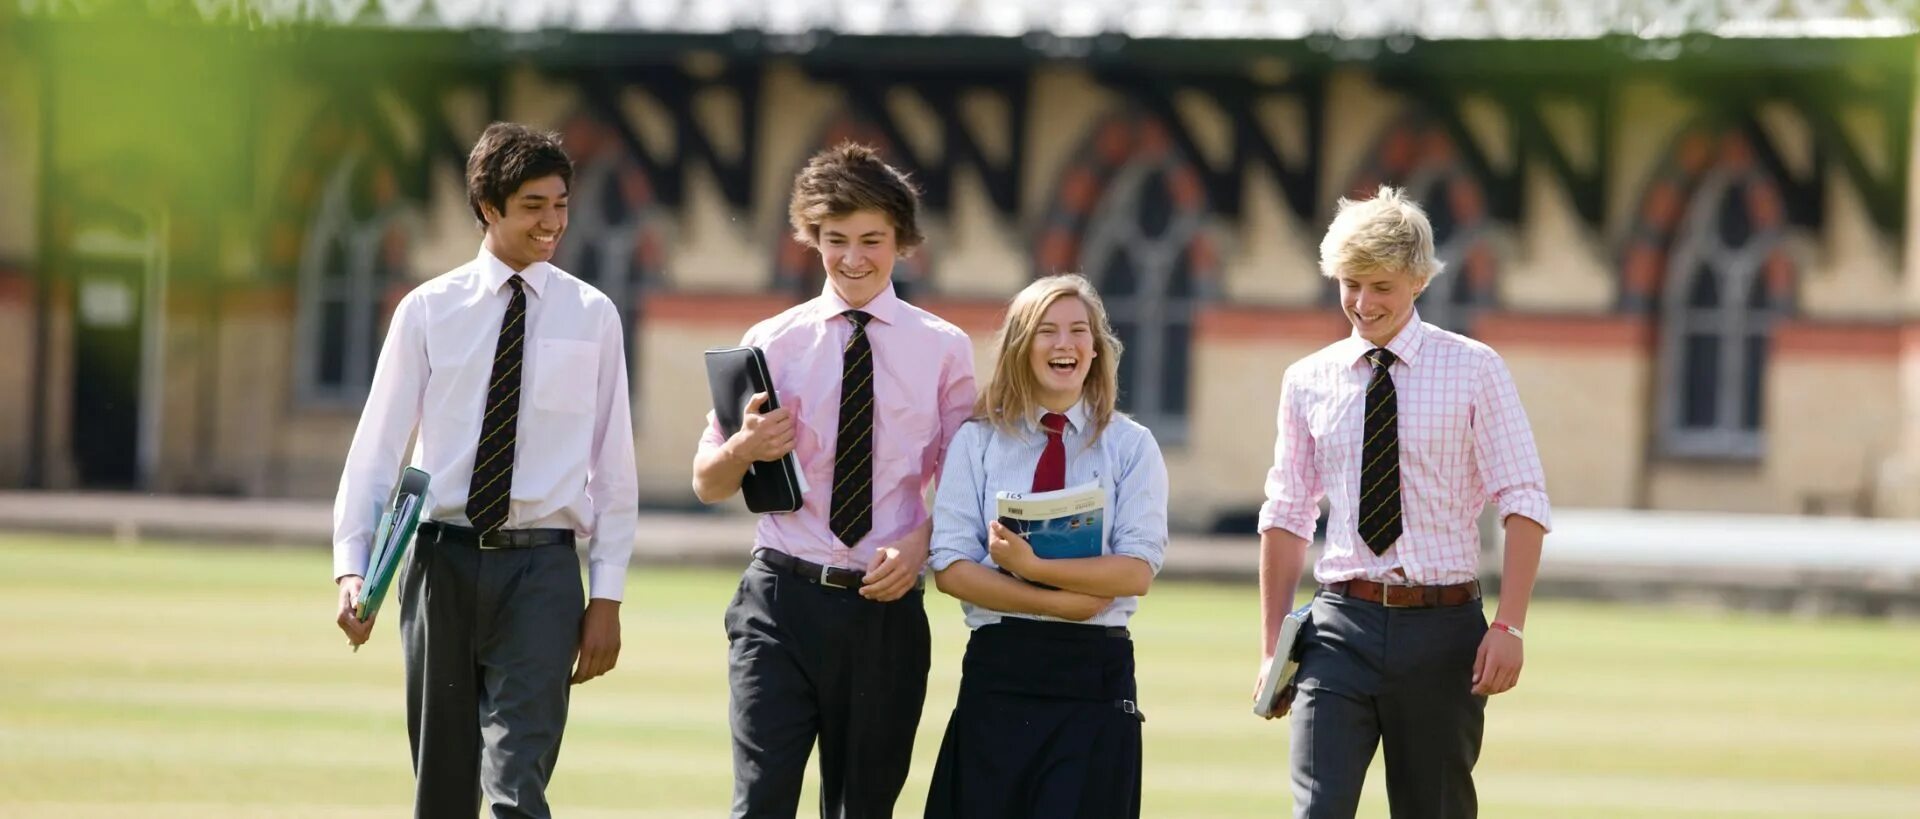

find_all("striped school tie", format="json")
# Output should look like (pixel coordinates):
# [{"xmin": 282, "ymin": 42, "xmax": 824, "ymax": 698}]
[
  {"xmin": 465, "ymin": 275, "xmax": 526, "ymax": 534},
  {"xmin": 829, "ymin": 309, "xmax": 875, "ymax": 548},
  {"xmin": 1357, "ymin": 347, "xmax": 1402, "ymax": 555}
]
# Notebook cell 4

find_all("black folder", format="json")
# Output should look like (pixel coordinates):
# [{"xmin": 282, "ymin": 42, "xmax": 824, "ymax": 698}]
[{"xmin": 704, "ymin": 346, "xmax": 807, "ymax": 513}]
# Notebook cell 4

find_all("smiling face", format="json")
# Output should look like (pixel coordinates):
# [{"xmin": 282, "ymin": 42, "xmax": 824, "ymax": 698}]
[
  {"xmin": 1027, "ymin": 294, "xmax": 1096, "ymax": 412},
  {"xmin": 817, "ymin": 209, "xmax": 898, "ymax": 309},
  {"xmin": 1317, "ymin": 186, "xmax": 1442, "ymax": 347},
  {"xmin": 1338, "ymin": 265, "xmax": 1425, "ymax": 347},
  {"xmin": 978, "ymin": 274, "xmax": 1123, "ymax": 438},
  {"xmin": 481, "ymin": 174, "xmax": 569, "ymax": 271}
]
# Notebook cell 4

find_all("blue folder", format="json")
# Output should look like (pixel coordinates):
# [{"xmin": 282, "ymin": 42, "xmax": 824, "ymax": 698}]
[{"xmin": 354, "ymin": 467, "xmax": 429, "ymax": 622}]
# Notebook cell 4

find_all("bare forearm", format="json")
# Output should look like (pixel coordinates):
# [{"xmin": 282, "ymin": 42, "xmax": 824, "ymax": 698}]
[
  {"xmin": 894, "ymin": 519, "xmax": 932, "ymax": 557},
  {"xmin": 934, "ymin": 560, "xmax": 1077, "ymax": 617},
  {"xmin": 691, "ymin": 445, "xmax": 751, "ymax": 504},
  {"xmin": 1495, "ymin": 515, "xmax": 1545, "ymax": 628},
  {"xmin": 1019, "ymin": 555, "xmax": 1153, "ymax": 597},
  {"xmin": 1259, "ymin": 528, "xmax": 1310, "ymax": 658}
]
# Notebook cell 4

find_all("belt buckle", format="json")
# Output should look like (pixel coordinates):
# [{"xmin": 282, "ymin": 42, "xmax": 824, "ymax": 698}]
[
  {"xmin": 819, "ymin": 563, "xmax": 853, "ymax": 590},
  {"xmin": 1381, "ymin": 577, "xmax": 1410, "ymax": 608}
]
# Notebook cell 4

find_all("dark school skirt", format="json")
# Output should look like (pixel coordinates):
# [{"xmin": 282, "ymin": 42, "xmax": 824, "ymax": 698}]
[{"xmin": 924, "ymin": 617, "xmax": 1144, "ymax": 819}]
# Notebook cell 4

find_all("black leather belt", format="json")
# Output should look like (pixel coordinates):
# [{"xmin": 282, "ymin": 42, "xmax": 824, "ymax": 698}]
[
  {"xmin": 420, "ymin": 521, "xmax": 575, "ymax": 550},
  {"xmin": 754, "ymin": 548, "xmax": 868, "ymax": 590}
]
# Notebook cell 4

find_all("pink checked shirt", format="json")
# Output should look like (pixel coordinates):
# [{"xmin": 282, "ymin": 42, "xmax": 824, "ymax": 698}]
[
  {"xmin": 700, "ymin": 283, "xmax": 977, "ymax": 571},
  {"xmin": 1258, "ymin": 312, "xmax": 1551, "ymax": 585}
]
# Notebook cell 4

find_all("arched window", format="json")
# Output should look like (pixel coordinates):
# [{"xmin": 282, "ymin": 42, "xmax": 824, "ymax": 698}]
[
  {"xmin": 293, "ymin": 152, "xmax": 410, "ymax": 405},
  {"xmin": 1037, "ymin": 112, "xmax": 1219, "ymax": 442},
  {"xmin": 1078, "ymin": 150, "xmax": 1203, "ymax": 437},
  {"xmin": 1658, "ymin": 162, "xmax": 1790, "ymax": 458}
]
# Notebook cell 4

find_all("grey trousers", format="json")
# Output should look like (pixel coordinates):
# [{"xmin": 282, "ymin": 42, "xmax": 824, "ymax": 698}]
[
  {"xmin": 398, "ymin": 531, "xmax": 584, "ymax": 819},
  {"xmin": 1290, "ymin": 589, "xmax": 1488, "ymax": 819}
]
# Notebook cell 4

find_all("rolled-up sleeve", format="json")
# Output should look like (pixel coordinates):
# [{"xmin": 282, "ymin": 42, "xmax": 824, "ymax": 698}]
[
  {"xmin": 696, "ymin": 327, "xmax": 761, "ymax": 457},
  {"xmin": 1257, "ymin": 368, "xmax": 1324, "ymax": 540},
  {"xmin": 1109, "ymin": 428, "xmax": 1170, "ymax": 575},
  {"xmin": 1473, "ymin": 354, "xmax": 1552, "ymax": 532},
  {"xmin": 928, "ymin": 422, "xmax": 988, "ymax": 572}
]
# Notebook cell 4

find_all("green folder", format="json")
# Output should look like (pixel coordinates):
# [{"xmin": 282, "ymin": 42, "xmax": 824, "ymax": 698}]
[{"xmin": 354, "ymin": 467, "xmax": 429, "ymax": 622}]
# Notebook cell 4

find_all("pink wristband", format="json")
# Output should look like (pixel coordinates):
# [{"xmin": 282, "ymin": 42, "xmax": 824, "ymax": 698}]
[{"xmin": 1489, "ymin": 621, "xmax": 1523, "ymax": 639}]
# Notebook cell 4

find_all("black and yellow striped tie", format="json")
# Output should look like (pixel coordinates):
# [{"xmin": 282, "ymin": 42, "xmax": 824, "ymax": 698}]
[
  {"xmin": 829, "ymin": 309, "xmax": 874, "ymax": 548},
  {"xmin": 466, "ymin": 275, "xmax": 526, "ymax": 534},
  {"xmin": 1358, "ymin": 348, "xmax": 1402, "ymax": 555}
]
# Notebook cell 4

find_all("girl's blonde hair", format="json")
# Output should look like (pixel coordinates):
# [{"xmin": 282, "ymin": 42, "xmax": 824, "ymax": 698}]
[{"xmin": 974, "ymin": 274, "xmax": 1124, "ymax": 441}]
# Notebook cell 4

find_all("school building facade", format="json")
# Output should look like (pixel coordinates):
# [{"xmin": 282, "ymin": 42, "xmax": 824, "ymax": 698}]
[{"xmin": 4, "ymin": 3, "xmax": 1919, "ymax": 529}]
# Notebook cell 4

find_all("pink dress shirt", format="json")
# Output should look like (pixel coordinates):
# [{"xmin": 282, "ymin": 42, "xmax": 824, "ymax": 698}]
[
  {"xmin": 701, "ymin": 283, "xmax": 977, "ymax": 570},
  {"xmin": 1258, "ymin": 312, "xmax": 1551, "ymax": 585}
]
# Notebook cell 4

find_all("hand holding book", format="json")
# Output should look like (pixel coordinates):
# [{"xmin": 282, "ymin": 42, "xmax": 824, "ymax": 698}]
[
  {"xmin": 984, "ymin": 523, "xmax": 1113, "ymax": 619},
  {"xmin": 335, "ymin": 575, "xmax": 374, "ymax": 650},
  {"xmin": 1253, "ymin": 603, "xmax": 1314, "ymax": 719},
  {"xmin": 703, "ymin": 346, "xmax": 809, "ymax": 513},
  {"xmin": 985, "ymin": 519, "xmax": 1040, "ymax": 576},
  {"xmin": 726, "ymin": 392, "xmax": 797, "ymax": 465},
  {"xmin": 339, "ymin": 467, "xmax": 429, "ymax": 653},
  {"xmin": 990, "ymin": 481, "xmax": 1105, "ymax": 592}
]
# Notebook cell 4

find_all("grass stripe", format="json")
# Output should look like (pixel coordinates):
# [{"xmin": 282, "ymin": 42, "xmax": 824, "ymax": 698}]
[{"xmin": 2, "ymin": 536, "xmax": 1916, "ymax": 817}]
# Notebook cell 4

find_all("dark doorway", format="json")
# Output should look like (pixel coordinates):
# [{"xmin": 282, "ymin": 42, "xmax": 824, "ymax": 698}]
[{"xmin": 70, "ymin": 254, "xmax": 145, "ymax": 487}]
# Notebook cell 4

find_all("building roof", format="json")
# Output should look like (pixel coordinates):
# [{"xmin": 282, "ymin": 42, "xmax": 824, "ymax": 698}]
[{"xmin": 20, "ymin": 0, "xmax": 1920, "ymax": 39}]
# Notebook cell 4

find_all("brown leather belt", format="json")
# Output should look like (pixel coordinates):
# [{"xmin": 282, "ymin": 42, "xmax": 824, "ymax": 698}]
[{"xmin": 1326, "ymin": 578, "xmax": 1481, "ymax": 608}]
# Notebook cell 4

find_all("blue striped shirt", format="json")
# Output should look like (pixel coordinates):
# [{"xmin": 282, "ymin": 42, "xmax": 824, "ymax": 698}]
[{"xmin": 929, "ymin": 401, "xmax": 1170, "ymax": 628}]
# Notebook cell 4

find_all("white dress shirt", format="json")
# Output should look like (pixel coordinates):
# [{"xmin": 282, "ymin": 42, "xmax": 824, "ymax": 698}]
[{"xmin": 332, "ymin": 246, "xmax": 639, "ymax": 601}]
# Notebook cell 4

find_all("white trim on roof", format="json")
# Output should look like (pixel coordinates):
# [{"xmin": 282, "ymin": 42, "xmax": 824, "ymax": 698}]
[{"xmin": 21, "ymin": 0, "xmax": 1920, "ymax": 39}]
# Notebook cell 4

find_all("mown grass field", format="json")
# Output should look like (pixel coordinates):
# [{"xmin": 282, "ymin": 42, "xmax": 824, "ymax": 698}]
[{"xmin": 2, "ymin": 536, "xmax": 1917, "ymax": 817}]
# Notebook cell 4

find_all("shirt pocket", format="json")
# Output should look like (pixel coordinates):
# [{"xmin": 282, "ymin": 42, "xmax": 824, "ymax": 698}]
[{"xmin": 531, "ymin": 339, "xmax": 599, "ymax": 415}]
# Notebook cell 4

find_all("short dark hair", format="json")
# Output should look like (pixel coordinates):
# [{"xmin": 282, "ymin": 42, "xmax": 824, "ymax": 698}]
[
  {"xmin": 787, "ymin": 142, "xmax": 924, "ymax": 254},
  {"xmin": 466, "ymin": 122, "xmax": 574, "ymax": 229}
]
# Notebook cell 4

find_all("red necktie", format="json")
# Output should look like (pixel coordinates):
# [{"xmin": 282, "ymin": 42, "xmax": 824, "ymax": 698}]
[{"xmin": 1031, "ymin": 412, "xmax": 1068, "ymax": 492}]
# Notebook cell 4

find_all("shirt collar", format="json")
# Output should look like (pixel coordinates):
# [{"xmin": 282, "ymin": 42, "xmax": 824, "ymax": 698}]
[
  {"xmin": 1026, "ymin": 399, "xmax": 1089, "ymax": 435},
  {"xmin": 477, "ymin": 245, "xmax": 551, "ymax": 299},
  {"xmin": 1338, "ymin": 309, "xmax": 1427, "ymax": 368},
  {"xmin": 816, "ymin": 281, "xmax": 901, "ymax": 327}
]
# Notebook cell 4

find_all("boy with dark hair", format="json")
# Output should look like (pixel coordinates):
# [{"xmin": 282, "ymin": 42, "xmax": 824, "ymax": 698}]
[
  {"xmin": 334, "ymin": 121, "xmax": 638, "ymax": 819},
  {"xmin": 692, "ymin": 142, "xmax": 976, "ymax": 818}
]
